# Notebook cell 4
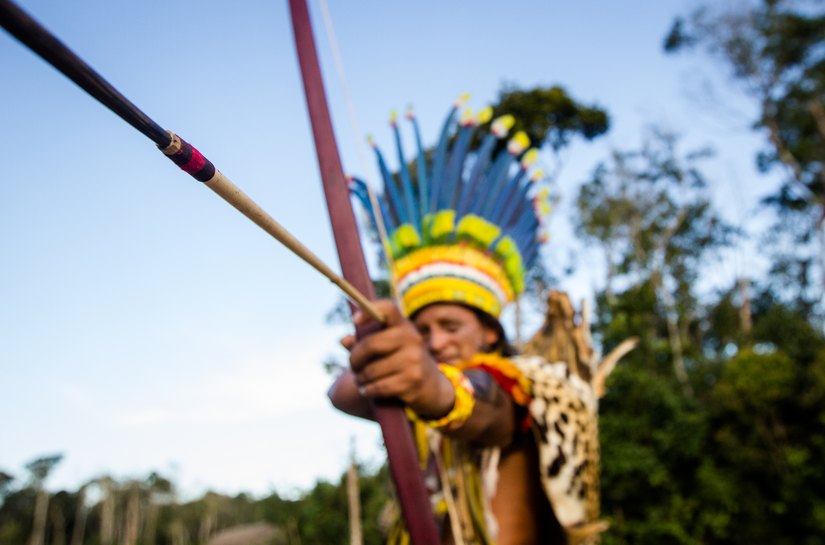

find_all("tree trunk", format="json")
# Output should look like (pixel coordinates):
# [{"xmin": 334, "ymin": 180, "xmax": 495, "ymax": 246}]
[
  {"xmin": 650, "ymin": 268, "xmax": 693, "ymax": 397},
  {"xmin": 738, "ymin": 277, "xmax": 753, "ymax": 336},
  {"xmin": 68, "ymin": 487, "xmax": 87, "ymax": 545},
  {"xmin": 286, "ymin": 518, "xmax": 301, "ymax": 545},
  {"xmin": 199, "ymin": 495, "xmax": 218, "ymax": 544},
  {"xmin": 50, "ymin": 503, "xmax": 65, "ymax": 545},
  {"xmin": 122, "ymin": 484, "xmax": 140, "ymax": 545},
  {"xmin": 100, "ymin": 479, "xmax": 116, "ymax": 545},
  {"xmin": 143, "ymin": 502, "xmax": 159, "ymax": 545},
  {"xmin": 169, "ymin": 520, "xmax": 188, "ymax": 545},
  {"xmin": 28, "ymin": 488, "xmax": 49, "ymax": 545}
]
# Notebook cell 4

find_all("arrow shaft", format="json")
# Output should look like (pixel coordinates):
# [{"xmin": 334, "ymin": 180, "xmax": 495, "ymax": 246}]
[{"xmin": 0, "ymin": 0, "xmax": 384, "ymax": 322}]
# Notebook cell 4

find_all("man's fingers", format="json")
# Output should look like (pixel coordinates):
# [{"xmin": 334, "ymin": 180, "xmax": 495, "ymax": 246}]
[
  {"xmin": 340, "ymin": 334, "xmax": 356, "ymax": 351},
  {"xmin": 354, "ymin": 299, "xmax": 405, "ymax": 327},
  {"xmin": 354, "ymin": 354, "xmax": 408, "ymax": 386},
  {"xmin": 348, "ymin": 325, "xmax": 413, "ymax": 371},
  {"xmin": 351, "ymin": 310, "xmax": 365, "ymax": 327},
  {"xmin": 358, "ymin": 375, "xmax": 404, "ymax": 400}
]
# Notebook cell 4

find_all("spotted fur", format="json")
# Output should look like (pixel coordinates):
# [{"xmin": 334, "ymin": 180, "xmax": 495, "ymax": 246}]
[{"xmin": 511, "ymin": 355, "xmax": 601, "ymax": 530}]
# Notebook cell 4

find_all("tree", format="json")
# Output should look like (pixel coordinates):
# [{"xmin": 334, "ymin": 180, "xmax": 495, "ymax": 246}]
[
  {"xmin": 25, "ymin": 454, "xmax": 63, "ymax": 545},
  {"xmin": 493, "ymin": 84, "xmax": 609, "ymax": 176},
  {"xmin": 96, "ymin": 475, "xmax": 117, "ymax": 545},
  {"xmin": 665, "ymin": 0, "xmax": 825, "ymax": 306},
  {"xmin": 575, "ymin": 127, "xmax": 735, "ymax": 393},
  {"xmin": 694, "ymin": 293, "xmax": 825, "ymax": 545},
  {"xmin": 0, "ymin": 471, "xmax": 13, "ymax": 501},
  {"xmin": 143, "ymin": 471, "xmax": 175, "ymax": 545},
  {"xmin": 68, "ymin": 484, "xmax": 88, "ymax": 545}
]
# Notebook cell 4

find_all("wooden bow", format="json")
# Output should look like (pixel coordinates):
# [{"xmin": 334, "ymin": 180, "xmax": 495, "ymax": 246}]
[{"xmin": 287, "ymin": 1, "xmax": 439, "ymax": 542}]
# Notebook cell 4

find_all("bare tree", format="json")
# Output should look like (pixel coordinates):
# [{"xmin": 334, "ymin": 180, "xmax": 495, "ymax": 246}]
[
  {"xmin": 98, "ymin": 476, "xmax": 116, "ymax": 545},
  {"xmin": 25, "ymin": 454, "xmax": 63, "ymax": 545},
  {"xmin": 68, "ymin": 485, "xmax": 88, "ymax": 545}
]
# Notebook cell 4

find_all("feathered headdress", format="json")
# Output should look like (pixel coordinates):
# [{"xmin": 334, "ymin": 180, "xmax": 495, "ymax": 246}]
[{"xmin": 350, "ymin": 95, "xmax": 551, "ymax": 319}]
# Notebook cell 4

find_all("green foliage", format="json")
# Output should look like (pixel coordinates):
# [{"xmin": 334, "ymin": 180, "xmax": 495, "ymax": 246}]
[
  {"xmin": 576, "ymin": 127, "xmax": 735, "ymax": 396},
  {"xmin": 572, "ymin": 92, "xmax": 824, "ymax": 540},
  {"xmin": 599, "ymin": 349, "xmax": 822, "ymax": 542},
  {"xmin": 493, "ymin": 84, "xmax": 609, "ymax": 152},
  {"xmin": 706, "ymin": 341, "xmax": 825, "ymax": 544},
  {"xmin": 0, "ymin": 488, "xmax": 35, "ymax": 544},
  {"xmin": 0, "ymin": 472, "xmax": 13, "ymax": 501},
  {"xmin": 24, "ymin": 454, "xmax": 63, "ymax": 485},
  {"xmin": 601, "ymin": 366, "xmax": 707, "ymax": 545},
  {"xmin": 0, "ymin": 463, "xmax": 393, "ymax": 545},
  {"xmin": 597, "ymin": 283, "xmax": 825, "ymax": 545}
]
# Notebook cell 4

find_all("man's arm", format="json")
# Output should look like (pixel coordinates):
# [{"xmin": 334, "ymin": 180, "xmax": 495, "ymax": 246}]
[
  {"xmin": 328, "ymin": 300, "xmax": 517, "ymax": 448},
  {"xmin": 328, "ymin": 368, "xmax": 374, "ymax": 420},
  {"xmin": 450, "ymin": 368, "xmax": 517, "ymax": 447}
]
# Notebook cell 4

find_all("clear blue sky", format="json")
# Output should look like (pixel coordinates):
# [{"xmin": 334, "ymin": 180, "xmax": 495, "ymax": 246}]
[{"xmin": 1, "ymin": 0, "xmax": 772, "ymax": 498}]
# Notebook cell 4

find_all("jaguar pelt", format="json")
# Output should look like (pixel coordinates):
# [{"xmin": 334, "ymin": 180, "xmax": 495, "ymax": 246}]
[{"xmin": 512, "ymin": 355, "xmax": 602, "ymax": 538}]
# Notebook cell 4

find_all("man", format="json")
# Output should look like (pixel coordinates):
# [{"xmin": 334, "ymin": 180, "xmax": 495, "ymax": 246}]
[
  {"xmin": 329, "ymin": 101, "xmax": 602, "ymax": 545},
  {"xmin": 331, "ymin": 301, "xmax": 564, "ymax": 544}
]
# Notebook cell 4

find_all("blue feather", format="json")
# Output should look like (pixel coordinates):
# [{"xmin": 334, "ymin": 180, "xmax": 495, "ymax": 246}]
[
  {"xmin": 456, "ymin": 132, "xmax": 497, "ymax": 217},
  {"xmin": 498, "ymin": 179, "xmax": 534, "ymax": 228},
  {"xmin": 490, "ymin": 165, "xmax": 529, "ymax": 223},
  {"xmin": 468, "ymin": 149, "xmax": 512, "ymax": 217},
  {"xmin": 372, "ymin": 144, "xmax": 408, "ymax": 225},
  {"xmin": 408, "ymin": 112, "xmax": 429, "ymax": 226},
  {"xmin": 440, "ymin": 123, "xmax": 475, "ymax": 210},
  {"xmin": 392, "ymin": 119, "xmax": 420, "ymax": 230},
  {"xmin": 429, "ymin": 105, "xmax": 459, "ymax": 212},
  {"xmin": 349, "ymin": 177, "xmax": 396, "ymax": 232},
  {"xmin": 480, "ymin": 151, "xmax": 520, "ymax": 218}
]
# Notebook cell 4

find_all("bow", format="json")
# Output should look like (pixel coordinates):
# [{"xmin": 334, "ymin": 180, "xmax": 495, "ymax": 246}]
[{"xmin": 287, "ymin": 1, "xmax": 439, "ymax": 542}]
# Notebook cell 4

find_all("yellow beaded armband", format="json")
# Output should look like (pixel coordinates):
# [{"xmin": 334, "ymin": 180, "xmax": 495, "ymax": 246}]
[
  {"xmin": 419, "ymin": 364, "xmax": 476, "ymax": 431},
  {"xmin": 404, "ymin": 365, "xmax": 476, "ymax": 430}
]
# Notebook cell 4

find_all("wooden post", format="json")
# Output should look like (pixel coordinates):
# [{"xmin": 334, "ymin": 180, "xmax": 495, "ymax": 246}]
[{"xmin": 347, "ymin": 438, "xmax": 363, "ymax": 545}]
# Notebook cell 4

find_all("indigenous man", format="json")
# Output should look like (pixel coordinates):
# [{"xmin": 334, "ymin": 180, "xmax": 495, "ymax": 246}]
[{"xmin": 330, "ymin": 100, "xmax": 602, "ymax": 545}]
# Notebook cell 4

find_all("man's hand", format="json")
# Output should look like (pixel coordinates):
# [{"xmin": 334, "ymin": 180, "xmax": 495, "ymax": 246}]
[
  {"xmin": 330, "ymin": 299, "xmax": 517, "ymax": 447},
  {"xmin": 341, "ymin": 300, "xmax": 456, "ymax": 420}
]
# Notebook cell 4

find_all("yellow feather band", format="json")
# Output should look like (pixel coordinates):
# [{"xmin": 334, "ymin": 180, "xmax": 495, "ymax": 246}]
[
  {"xmin": 406, "ymin": 364, "xmax": 475, "ymax": 431},
  {"xmin": 392, "ymin": 245, "xmax": 515, "ymax": 317},
  {"xmin": 401, "ymin": 277, "xmax": 503, "ymax": 318}
]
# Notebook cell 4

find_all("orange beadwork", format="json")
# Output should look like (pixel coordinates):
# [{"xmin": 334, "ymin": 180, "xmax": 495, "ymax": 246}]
[{"xmin": 456, "ymin": 353, "xmax": 532, "ymax": 407}]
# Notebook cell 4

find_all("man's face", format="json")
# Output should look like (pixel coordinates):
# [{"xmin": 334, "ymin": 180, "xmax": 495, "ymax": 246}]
[{"xmin": 412, "ymin": 303, "xmax": 499, "ymax": 366}]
